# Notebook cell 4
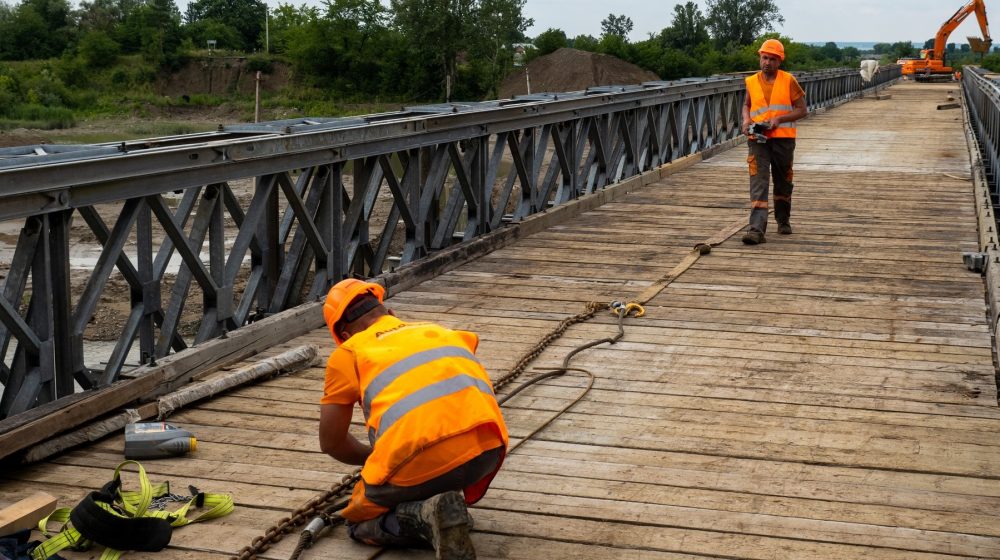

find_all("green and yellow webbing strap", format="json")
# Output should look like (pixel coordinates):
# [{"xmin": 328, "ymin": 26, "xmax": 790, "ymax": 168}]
[{"xmin": 31, "ymin": 460, "xmax": 234, "ymax": 560}]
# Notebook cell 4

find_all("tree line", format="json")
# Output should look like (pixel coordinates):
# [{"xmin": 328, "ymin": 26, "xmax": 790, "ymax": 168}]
[
  {"xmin": 0, "ymin": 0, "xmax": 534, "ymax": 104},
  {"xmin": 1, "ymin": 0, "xmax": 988, "ymax": 127}
]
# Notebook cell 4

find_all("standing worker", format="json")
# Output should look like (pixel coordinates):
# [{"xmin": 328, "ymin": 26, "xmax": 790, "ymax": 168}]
[
  {"xmin": 741, "ymin": 38, "xmax": 808, "ymax": 245},
  {"xmin": 318, "ymin": 278, "xmax": 509, "ymax": 560}
]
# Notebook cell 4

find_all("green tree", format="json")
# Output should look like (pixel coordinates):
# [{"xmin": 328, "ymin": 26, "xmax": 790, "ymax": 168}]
[
  {"xmin": 890, "ymin": 40, "xmax": 915, "ymax": 59},
  {"xmin": 0, "ymin": 71, "xmax": 19, "ymax": 113},
  {"xmin": 75, "ymin": 0, "xmax": 136, "ymax": 32},
  {"xmin": 279, "ymin": 8, "xmax": 334, "ymax": 82},
  {"xmin": 77, "ymin": 29, "xmax": 120, "ymax": 67},
  {"xmin": 570, "ymin": 34, "xmax": 599, "ymax": 52},
  {"xmin": 961, "ymin": 43, "xmax": 971, "ymax": 53},
  {"xmin": 658, "ymin": 47, "xmax": 700, "ymax": 79},
  {"xmin": 983, "ymin": 52, "xmax": 1000, "ymax": 71},
  {"xmin": 24, "ymin": 0, "xmax": 73, "ymax": 40},
  {"xmin": 185, "ymin": 0, "xmax": 266, "ymax": 51},
  {"xmin": 0, "ymin": 0, "xmax": 73, "ymax": 59},
  {"xmin": 630, "ymin": 37, "xmax": 663, "ymax": 74},
  {"xmin": 533, "ymin": 27, "xmax": 567, "ymax": 56},
  {"xmin": 598, "ymin": 32, "xmax": 630, "ymax": 59},
  {"xmin": 818, "ymin": 41, "xmax": 841, "ymax": 61},
  {"xmin": 118, "ymin": 0, "xmax": 182, "ymax": 64},
  {"xmin": 841, "ymin": 46, "xmax": 860, "ymax": 60},
  {"xmin": 872, "ymin": 42, "xmax": 890, "ymax": 54},
  {"xmin": 267, "ymin": 3, "xmax": 315, "ymax": 55},
  {"xmin": 705, "ymin": 0, "xmax": 784, "ymax": 47},
  {"xmin": 283, "ymin": 0, "xmax": 389, "ymax": 94},
  {"xmin": 469, "ymin": 0, "xmax": 532, "ymax": 98},
  {"xmin": 947, "ymin": 42, "xmax": 956, "ymax": 53},
  {"xmin": 923, "ymin": 38, "xmax": 935, "ymax": 50},
  {"xmin": 600, "ymin": 13, "xmax": 633, "ymax": 39},
  {"xmin": 0, "ymin": 5, "xmax": 48, "ymax": 59},
  {"xmin": 184, "ymin": 18, "xmax": 241, "ymax": 50},
  {"xmin": 391, "ymin": 0, "xmax": 475, "ymax": 101},
  {"xmin": 782, "ymin": 40, "xmax": 821, "ymax": 68},
  {"xmin": 0, "ymin": 3, "xmax": 12, "ymax": 58},
  {"xmin": 660, "ymin": 1, "xmax": 708, "ymax": 52}
]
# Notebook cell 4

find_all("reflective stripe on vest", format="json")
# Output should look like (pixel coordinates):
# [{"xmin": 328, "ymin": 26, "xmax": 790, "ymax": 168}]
[
  {"xmin": 341, "ymin": 317, "xmax": 509, "ymax": 488},
  {"xmin": 362, "ymin": 345, "xmax": 478, "ymax": 420},
  {"xmin": 746, "ymin": 70, "xmax": 797, "ymax": 139},
  {"xmin": 368, "ymin": 374, "xmax": 496, "ymax": 444}
]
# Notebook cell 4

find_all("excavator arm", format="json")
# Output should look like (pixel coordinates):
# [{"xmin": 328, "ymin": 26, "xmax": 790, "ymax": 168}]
[
  {"xmin": 933, "ymin": 0, "xmax": 991, "ymax": 60},
  {"xmin": 900, "ymin": 0, "xmax": 991, "ymax": 80}
]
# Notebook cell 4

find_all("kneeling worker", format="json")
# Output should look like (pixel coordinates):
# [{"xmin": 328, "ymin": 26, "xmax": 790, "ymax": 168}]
[{"xmin": 318, "ymin": 278, "xmax": 509, "ymax": 560}]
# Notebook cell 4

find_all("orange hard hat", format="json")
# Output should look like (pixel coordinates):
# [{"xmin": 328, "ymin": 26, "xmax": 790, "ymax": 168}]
[
  {"xmin": 323, "ymin": 278, "xmax": 385, "ymax": 344},
  {"xmin": 758, "ymin": 39, "xmax": 785, "ymax": 60}
]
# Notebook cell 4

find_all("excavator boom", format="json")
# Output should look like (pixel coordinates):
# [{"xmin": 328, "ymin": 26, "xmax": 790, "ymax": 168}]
[
  {"xmin": 899, "ymin": 0, "xmax": 992, "ymax": 81},
  {"xmin": 932, "ymin": 0, "xmax": 991, "ymax": 59}
]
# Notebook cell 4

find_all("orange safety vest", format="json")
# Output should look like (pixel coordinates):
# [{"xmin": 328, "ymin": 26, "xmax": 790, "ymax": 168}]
[
  {"xmin": 335, "ymin": 318, "xmax": 509, "ymax": 522},
  {"xmin": 746, "ymin": 70, "xmax": 797, "ymax": 139}
]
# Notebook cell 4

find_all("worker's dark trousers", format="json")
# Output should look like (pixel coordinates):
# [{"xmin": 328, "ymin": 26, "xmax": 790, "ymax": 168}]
[
  {"xmin": 747, "ymin": 138, "xmax": 795, "ymax": 234},
  {"xmin": 348, "ymin": 446, "xmax": 503, "ymax": 547}
]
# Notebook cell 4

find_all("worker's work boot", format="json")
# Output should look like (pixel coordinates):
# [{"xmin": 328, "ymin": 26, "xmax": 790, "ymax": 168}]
[
  {"xmin": 777, "ymin": 222, "xmax": 793, "ymax": 235},
  {"xmin": 741, "ymin": 230, "xmax": 766, "ymax": 245},
  {"xmin": 348, "ymin": 517, "xmax": 427, "ymax": 548},
  {"xmin": 396, "ymin": 491, "xmax": 476, "ymax": 560}
]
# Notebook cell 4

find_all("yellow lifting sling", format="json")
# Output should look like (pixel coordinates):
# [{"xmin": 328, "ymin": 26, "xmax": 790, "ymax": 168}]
[{"xmin": 31, "ymin": 460, "xmax": 234, "ymax": 560}]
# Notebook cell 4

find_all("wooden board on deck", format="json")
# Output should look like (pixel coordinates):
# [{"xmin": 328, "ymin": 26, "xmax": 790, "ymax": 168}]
[
  {"xmin": 3, "ymin": 82, "xmax": 999, "ymax": 559},
  {"xmin": 0, "ymin": 492, "xmax": 56, "ymax": 536}
]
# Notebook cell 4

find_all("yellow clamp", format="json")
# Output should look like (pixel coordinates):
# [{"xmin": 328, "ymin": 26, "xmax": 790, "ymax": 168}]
[{"xmin": 609, "ymin": 301, "xmax": 645, "ymax": 318}]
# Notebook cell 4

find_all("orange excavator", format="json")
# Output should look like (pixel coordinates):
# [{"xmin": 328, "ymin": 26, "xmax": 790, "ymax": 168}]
[{"xmin": 897, "ymin": 0, "xmax": 992, "ymax": 81}]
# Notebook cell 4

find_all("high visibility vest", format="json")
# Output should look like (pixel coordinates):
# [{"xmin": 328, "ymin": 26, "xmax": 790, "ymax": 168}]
[
  {"xmin": 337, "ymin": 317, "xmax": 508, "ymax": 521},
  {"xmin": 746, "ymin": 70, "xmax": 797, "ymax": 139}
]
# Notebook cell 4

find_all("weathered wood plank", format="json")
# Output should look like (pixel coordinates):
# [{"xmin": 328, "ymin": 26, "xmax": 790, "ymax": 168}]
[{"xmin": 3, "ymin": 82, "xmax": 999, "ymax": 560}]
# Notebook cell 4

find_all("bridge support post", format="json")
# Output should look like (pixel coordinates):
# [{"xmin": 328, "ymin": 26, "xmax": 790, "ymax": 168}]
[{"xmin": 135, "ymin": 201, "xmax": 157, "ymax": 364}]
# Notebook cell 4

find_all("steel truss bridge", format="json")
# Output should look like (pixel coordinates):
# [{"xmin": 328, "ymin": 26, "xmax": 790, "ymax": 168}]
[
  {"xmin": 0, "ymin": 66, "xmax": 901, "ymax": 420},
  {"xmin": 965, "ymin": 66, "xmax": 1000, "ymax": 208}
]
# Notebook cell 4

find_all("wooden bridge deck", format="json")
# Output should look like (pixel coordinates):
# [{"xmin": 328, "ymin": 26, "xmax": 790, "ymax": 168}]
[{"xmin": 4, "ymin": 82, "xmax": 1000, "ymax": 559}]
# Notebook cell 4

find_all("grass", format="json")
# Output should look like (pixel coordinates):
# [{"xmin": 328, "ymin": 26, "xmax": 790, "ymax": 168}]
[
  {"xmin": 0, "ymin": 118, "xmax": 74, "ymax": 131},
  {"xmin": 0, "ymin": 54, "xmax": 417, "ymax": 144},
  {"xmin": 119, "ymin": 122, "xmax": 214, "ymax": 137},
  {"xmin": 0, "ymin": 104, "xmax": 76, "ymax": 130},
  {"xmin": 34, "ymin": 119, "xmax": 221, "ymax": 144}
]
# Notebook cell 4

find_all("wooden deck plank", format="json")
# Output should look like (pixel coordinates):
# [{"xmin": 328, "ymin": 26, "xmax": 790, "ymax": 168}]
[{"xmin": 3, "ymin": 81, "xmax": 998, "ymax": 559}]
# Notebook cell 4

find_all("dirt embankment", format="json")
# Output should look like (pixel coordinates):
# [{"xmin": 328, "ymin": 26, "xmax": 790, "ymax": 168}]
[
  {"xmin": 500, "ymin": 48, "xmax": 660, "ymax": 98},
  {"xmin": 156, "ymin": 57, "xmax": 292, "ymax": 97}
]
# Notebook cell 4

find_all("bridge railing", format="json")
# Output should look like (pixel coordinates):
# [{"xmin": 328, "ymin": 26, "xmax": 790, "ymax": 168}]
[
  {"xmin": 0, "ymin": 65, "xmax": 899, "ymax": 420},
  {"xmin": 964, "ymin": 66, "xmax": 1000, "ymax": 202}
]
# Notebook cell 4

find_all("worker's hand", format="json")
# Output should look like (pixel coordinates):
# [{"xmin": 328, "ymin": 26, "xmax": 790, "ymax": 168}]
[
  {"xmin": 319, "ymin": 404, "xmax": 372, "ymax": 465},
  {"xmin": 741, "ymin": 119, "xmax": 752, "ymax": 134},
  {"xmin": 767, "ymin": 117, "xmax": 781, "ymax": 130}
]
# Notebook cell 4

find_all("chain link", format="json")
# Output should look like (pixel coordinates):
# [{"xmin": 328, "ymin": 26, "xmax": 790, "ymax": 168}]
[
  {"xmin": 494, "ymin": 301, "xmax": 607, "ymax": 391},
  {"xmin": 236, "ymin": 302, "xmax": 610, "ymax": 559},
  {"xmin": 148, "ymin": 493, "xmax": 192, "ymax": 510},
  {"xmin": 232, "ymin": 469, "xmax": 360, "ymax": 560}
]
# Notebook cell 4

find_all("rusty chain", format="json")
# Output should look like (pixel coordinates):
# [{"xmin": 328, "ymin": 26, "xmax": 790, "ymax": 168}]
[
  {"xmin": 229, "ymin": 221, "xmax": 741, "ymax": 560},
  {"xmin": 232, "ymin": 469, "xmax": 360, "ymax": 560},
  {"xmin": 493, "ymin": 301, "xmax": 608, "ymax": 392}
]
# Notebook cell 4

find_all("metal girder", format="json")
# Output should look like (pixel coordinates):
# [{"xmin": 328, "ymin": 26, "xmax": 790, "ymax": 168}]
[
  {"xmin": 966, "ymin": 68, "xmax": 1000, "ymax": 205},
  {"xmin": 0, "ymin": 65, "xmax": 902, "ymax": 420}
]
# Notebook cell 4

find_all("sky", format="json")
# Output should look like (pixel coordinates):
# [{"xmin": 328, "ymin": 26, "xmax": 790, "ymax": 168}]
[
  {"xmin": 520, "ymin": 0, "xmax": 995, "ymax": 44},
  {"xmin": 172, "ymin": 0, "xmax": 996, "ymax": 46}
]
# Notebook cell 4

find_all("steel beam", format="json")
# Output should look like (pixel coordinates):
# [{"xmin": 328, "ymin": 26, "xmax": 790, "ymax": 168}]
[{"xmin": 0, "ymin": 65, "xmax": 903, "ymax": 420}]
